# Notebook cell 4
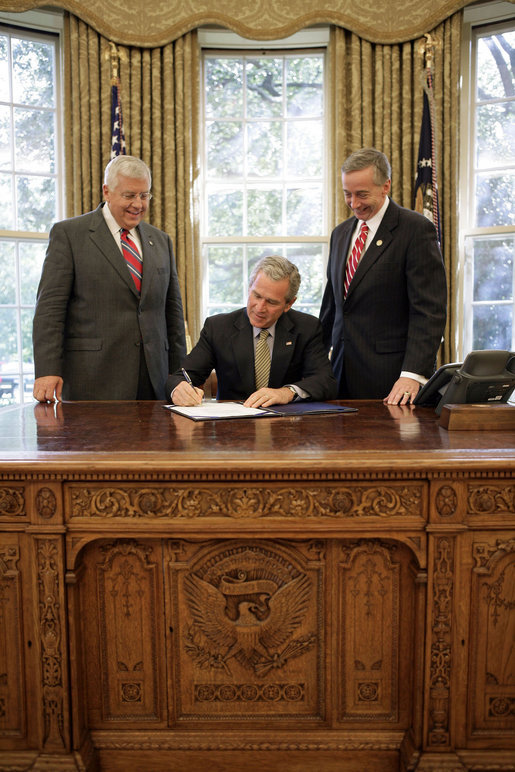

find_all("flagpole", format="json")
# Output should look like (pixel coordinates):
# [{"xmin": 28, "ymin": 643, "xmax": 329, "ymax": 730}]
[
  {"xmin": 414, "ymin": 33, "xmax": 442, "ymax": 247},
  {"xmin": 108, "ymin": 42, "xmax": 126, "ymax": 158}
]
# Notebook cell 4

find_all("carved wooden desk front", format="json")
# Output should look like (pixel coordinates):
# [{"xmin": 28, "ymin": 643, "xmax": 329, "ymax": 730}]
[{"xmin": 0, "ymin": 400, "xmax": 513, "ymax": 772}]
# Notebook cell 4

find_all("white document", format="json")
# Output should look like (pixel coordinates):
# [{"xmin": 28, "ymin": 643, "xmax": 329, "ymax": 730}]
[{"xmin": 164, "ymin": 401, "xmax": 274, "ymax": 421}]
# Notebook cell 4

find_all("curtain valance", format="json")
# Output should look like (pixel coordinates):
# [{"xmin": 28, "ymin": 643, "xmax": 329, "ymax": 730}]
[{"xmin": 0, "ymin": 0, "xmax": 489, "ymax": 45}]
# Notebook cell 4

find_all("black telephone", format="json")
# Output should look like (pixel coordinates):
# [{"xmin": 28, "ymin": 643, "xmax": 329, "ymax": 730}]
[{"xmin": 413, "ymin": 350, "xmax": 515, "ymax": 415}]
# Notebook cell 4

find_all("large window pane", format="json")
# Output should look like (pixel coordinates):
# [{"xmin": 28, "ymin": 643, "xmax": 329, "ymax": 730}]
[
  {"xmin": 12, "ymin": 37, "xmax": 55, "ymax": 107},
  {"xmin": 0, "ymin": 104, "xmax": 11, "ymax": 170},
  {"xmin": 0, "ymin": 35, "xmax": 9, "ymax": 101},
  {"xmin": 247, "ymin": 121, "xmax": 282, "ymax": 177},
  {"xmin": 207, "ymin": 121, "xmax": 243, "ymax": 177},
  {"xmin": 19, "ymin": 241, "xmax": 46, "ymax": 304},
  {"xmin": 207, "ymin": 245, "xmax": 245, "ymax": 308},
  {"xmin": 247, "ymin": 187, "xmax": 282, "ymax": 236},
  {"xmin": 0, "ymin": 241, "xmax": 16, "ymax": 303},
  {"xmin": 476, "ymin": 32, "xmax": 515, "ymax": 100},
  {"xmin": 207, "ymin": 187, "xmax": 243, "ymax": 236},
  {"xmin": 205, "ymin": 58, "xmax": 243, "ymax": 118},
  {"xmin": 473, "ymin": 304, "xmax": 512, "ymax": 350},
  {"xmin": 476, "ymin": 102, "xmax": 515, "ymax": 167},
  {"xmin": 202, "ymin": 44, "xmax": 327, "ymax": 319},
  {"xmin": 16, "ymin": 175, "xmax": 57, "ymax": 232},
  {"xmin": 246, "ymin": 58, "xmax": 282, "ymax": 118},
  {"xmin": 14, "ymin": 107, "xmax": 56, "ymax": 173},
  {"xmin": 0, "ymin": 171, "xmax": 14, "ymax": 229},
  {"xmin": 473, "ymin": 237, "xmax": 514, "ymax": 302},
  {"xmin": 286, "ymin": 185, "xmax": 322, "ymax": 236},
  {"xmin": 475, "ymin": 172, "xmax": 515, "ymax": 227},
  {"xmin": 0, "ymin": 19, "xmax": 61, "ymax": 409}
]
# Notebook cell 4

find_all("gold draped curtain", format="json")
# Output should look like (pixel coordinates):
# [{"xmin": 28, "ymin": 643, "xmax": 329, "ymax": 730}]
[{"xmin": 1, "ymin": 0, "xmax": 478, "ymax": 45}]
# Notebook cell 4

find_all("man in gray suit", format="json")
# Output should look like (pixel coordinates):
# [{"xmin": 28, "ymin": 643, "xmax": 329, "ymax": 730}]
[
  {"xmin": 168, "ymin": 255, "xmax": 337, "ymax": 408},
  {"xmin": 320, "ymin": 148, "xmax": 447, "ymax": 405},
  {"xmin": 33, "ymin": 155, "xmax": 186, "ymax": 401}
]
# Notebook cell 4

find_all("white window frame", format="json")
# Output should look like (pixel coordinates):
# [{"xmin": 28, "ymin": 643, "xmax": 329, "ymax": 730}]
[
  {"xmin": 0, "ymin": 8, "xmax": 64, "ymax": 408},
  {"xmin": 458, "ymin": 1, "xmax": 515, "ymax": 359},
  {"xmin": 198, "ymin": 27, "xmax": 331, "ymax": 322}
]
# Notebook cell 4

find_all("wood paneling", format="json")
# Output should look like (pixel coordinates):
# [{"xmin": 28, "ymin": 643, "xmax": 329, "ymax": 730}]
[{"xmin": 0, "ymin": 400, "xmax": 513, "ymax": 771}]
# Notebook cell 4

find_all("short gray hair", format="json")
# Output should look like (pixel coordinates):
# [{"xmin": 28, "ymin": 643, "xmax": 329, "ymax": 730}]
[
  {"xmin": 249, "ymin": 255, "xmax": 301, "ymax": 303},
  {"xmin": 341, "ymin": 148, "xmax": 391, "ymax": 185},
  {"xmin": 104, "ymin": 155, "xmax": 152, "ymax": 189}
]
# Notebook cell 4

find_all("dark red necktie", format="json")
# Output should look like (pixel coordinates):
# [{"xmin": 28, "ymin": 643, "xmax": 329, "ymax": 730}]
[
  {"xmin": 120, "ymin": 228, "xmax": 142, "ymax": 293},
  {"xmin": 344, "ymin": 222, "xmax": 369, "ymax": 296}
]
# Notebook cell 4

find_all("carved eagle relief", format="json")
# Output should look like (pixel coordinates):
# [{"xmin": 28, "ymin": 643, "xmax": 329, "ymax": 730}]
[{"xmin": 184, "ymin": 569, "xmax": 312, "ymax": 674}]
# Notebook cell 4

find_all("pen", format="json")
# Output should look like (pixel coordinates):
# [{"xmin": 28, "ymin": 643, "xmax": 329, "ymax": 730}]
[{"xmin": 181, "ymin": 368, "xmax": 193, "ymax": 385}]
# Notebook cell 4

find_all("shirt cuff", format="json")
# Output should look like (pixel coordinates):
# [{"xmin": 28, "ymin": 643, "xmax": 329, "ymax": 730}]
[
  {"xmin": 286, "ymin": 384, "xmax": 310, "ymax": 400},
  {"xmin": 401, "ymin": 371, "xmax": 428, "ymax": 386}
]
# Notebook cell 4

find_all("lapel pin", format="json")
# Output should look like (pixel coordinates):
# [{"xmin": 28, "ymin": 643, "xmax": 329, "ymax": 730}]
[
  {"xmin": 286, "ymin": 341, "xmax": 292, "ymax": 346},
  {"xmin": 148, "ymin": 240, "xmax": 153, "ymax": 246},
  {"xmin": 376, "ymin": 239, "xmax": 383, "ymax": 246}
]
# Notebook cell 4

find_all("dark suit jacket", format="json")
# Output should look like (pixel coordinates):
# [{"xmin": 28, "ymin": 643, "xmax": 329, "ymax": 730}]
[
  {"xmin": 167, "ymin": 308, "xmax": 337, "ymax": 402},
  {"xmin": 33, "ymin": 204, "xmax": 186, "ymax": 400},
  {"xmin": 320, "ymin": 199, "xmax": 447, "ymax": 399}
]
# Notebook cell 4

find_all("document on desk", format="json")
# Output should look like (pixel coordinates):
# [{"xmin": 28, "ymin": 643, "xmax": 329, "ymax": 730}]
[
  {"xmin": 164, "ymin": 401, "xmax": 357, "ymax": 421},
  {"xmin": 164, "ymin": 401, "xmax": 277, "ymax": 421}
]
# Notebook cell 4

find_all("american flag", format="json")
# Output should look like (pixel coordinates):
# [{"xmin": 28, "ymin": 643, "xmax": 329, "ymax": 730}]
[
  {"xmin": 414, "ymin": 71, "xmax": 441, "ymax": 246},
  {"xmin": 110, "ymin": 78, "xmax": 126, "ymax": 158}
]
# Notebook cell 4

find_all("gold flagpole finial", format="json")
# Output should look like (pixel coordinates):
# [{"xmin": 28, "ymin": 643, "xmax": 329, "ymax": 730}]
[
  {"xmin": 418, "ymin": 33, "xmax": 441, "ymax": 71},
  {"xmin": 109, "ymin": 42, "xmax": 119, "ymax": 83}
]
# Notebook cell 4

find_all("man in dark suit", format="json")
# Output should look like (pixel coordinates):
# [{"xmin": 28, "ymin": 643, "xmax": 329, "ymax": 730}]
[
  {"xmin": 32, "ymin": 155, "xmax": 186, "ymax": 401},
  {"xmin": 320, "ymin": 147, "xmax": 446, "ymax": 405},
  {"xmin": 168, "ymin": 255, "xmax": 337, "ymax": 408}
]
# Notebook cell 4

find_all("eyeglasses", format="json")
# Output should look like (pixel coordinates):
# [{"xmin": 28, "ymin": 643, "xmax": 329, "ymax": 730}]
[{"xmin": 120, "ymin": 192, "xmax": 153, "ymax": 201}]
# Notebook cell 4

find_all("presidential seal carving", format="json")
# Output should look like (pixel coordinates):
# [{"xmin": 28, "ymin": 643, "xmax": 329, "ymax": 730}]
[{"xmin": 183, "ymin": 545, "xmax": 315, "ymax": 678}]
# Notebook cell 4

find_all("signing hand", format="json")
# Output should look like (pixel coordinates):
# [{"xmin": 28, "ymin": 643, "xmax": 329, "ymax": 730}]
[{"xmin": 172, "ymin": 380, "xmax": 204, "ymax": 406}]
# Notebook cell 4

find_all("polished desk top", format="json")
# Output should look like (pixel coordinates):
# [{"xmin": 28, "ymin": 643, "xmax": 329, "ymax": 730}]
[{"xmin": 0, "ymin": 400, "xmax": 513, "ymax": 474}]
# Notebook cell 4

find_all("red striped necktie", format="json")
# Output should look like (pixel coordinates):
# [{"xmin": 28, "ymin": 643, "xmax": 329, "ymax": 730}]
[
  {"xmin": 344, "ymin": 221, "xmax": 369, "ymax": 296},
  {"xmin": 120, "ymin": 228, "xmax": 142, "ymax": 293}
]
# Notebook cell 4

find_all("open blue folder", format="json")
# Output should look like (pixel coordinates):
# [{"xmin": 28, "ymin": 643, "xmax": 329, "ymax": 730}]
[{"xmin": 266, "ymin": 402, "xmax": 357, "ymax": 416}]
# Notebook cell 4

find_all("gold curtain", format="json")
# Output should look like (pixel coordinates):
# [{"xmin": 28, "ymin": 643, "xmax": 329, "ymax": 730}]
[
  {"xmin": 329, "ymin": 12, "xmax": 461, "ymax": 363},
  {"xmin": 64, "ymin": 14, "xmax": 201, "ymax": 340},
  {"xmin": 1, "ymin": 0, "xmax": 479, "ymax": 46}
]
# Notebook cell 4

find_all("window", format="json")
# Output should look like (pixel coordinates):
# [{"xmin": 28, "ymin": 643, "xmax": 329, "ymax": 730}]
[
  {"xmin": 0, "ymin": 10, "xmax": 62, "ymax": 408},
  {"xmin": 200, "ymin": 29, "xmax": 329, "ymax": 320},
  {"xmin": 459, "ymin": 2, "xmax": 515, "ymax": 357}
]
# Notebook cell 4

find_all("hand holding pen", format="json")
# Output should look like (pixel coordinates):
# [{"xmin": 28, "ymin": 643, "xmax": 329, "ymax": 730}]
[{"xmin": 171, "ymin": 368, "xmax": 204, "ymax": 406}]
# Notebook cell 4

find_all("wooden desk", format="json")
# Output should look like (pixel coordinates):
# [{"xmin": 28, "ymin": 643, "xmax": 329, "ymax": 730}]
[{"xmin": 0, "ymin": 401, "xmax": 513, "ymax": 772}]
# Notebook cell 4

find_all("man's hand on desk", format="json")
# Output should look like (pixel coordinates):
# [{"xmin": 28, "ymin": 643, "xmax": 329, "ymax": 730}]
[
  {"xmin": 383, "ymin": 376, "xmax": 421, "ymax": 406},
  {"xmin": 33, "ymin": 375, "xmax": 63, "ymax": 403},
  {"xmin": 244, "ymin": 386, "xmax": 295, "ymax": 409},
  {"xmin": 172, "ymin": 380, "xmax": 204, "ymax": 406}
]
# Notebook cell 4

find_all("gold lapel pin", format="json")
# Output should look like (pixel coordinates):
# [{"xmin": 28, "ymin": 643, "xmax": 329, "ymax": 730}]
[
  {"xmin": 376, "ymin": 239, "xmax": 383, "ymax": 246},
  {"xmin": 286, "ymin": 341, "xmax": 292, "ymax": 345}
]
